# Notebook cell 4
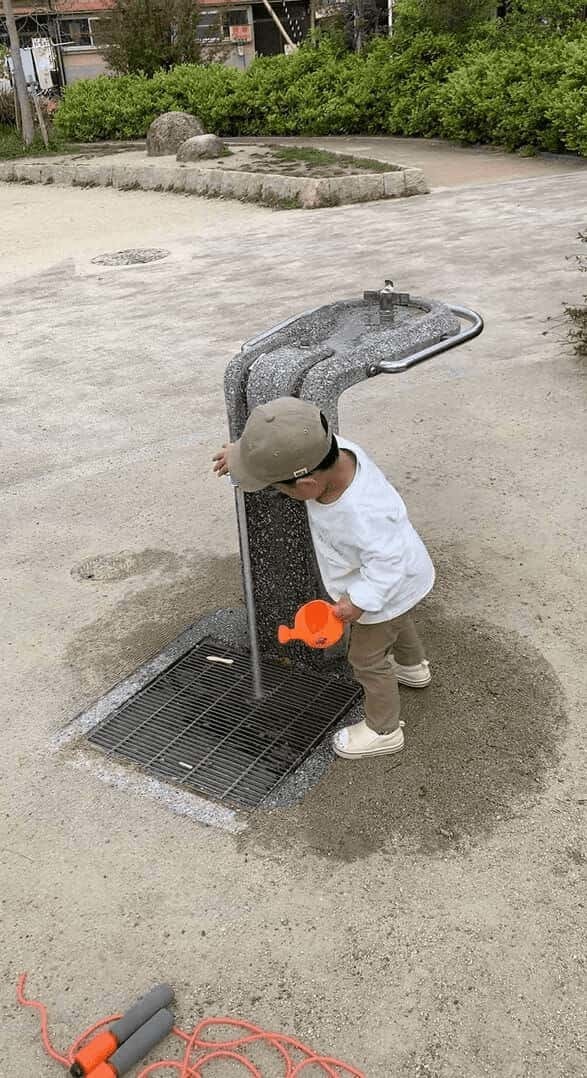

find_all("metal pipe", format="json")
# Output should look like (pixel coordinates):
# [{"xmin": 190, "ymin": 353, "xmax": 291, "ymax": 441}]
[
  {"xmin": 259, "ymin": 0, "xmax": 297, "ymax": 50},
  {"xmin": 369, "ymin": 304, "xmax": 483, "ymax": 375},
  {"xmin": 234, "ymin": 484, "xmax": 264, "ymax": 699}
]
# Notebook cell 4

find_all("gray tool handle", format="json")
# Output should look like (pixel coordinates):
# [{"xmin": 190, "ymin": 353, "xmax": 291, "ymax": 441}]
[
  {"xmin": 108, "ymin": 1009, "xmax": 175, "ymax": 1075},
  {"xmin": 110, "ymin": 984, "xmax": 174, "ymax": 1045}
]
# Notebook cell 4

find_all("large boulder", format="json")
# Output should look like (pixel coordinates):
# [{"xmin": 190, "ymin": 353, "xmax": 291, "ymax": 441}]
[
  {"xmin": 146, "ymin": 112, "xmax": 205, "ymax": 157},
  {"xmin": 176, "ymin": 134, "xmax": 226, "ymax": 162}
]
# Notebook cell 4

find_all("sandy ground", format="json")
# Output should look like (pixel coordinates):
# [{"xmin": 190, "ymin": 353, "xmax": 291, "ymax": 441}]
[
  {"xmin": 0, "ymin": 185, "xmax": 267, "ymax": 286},
  {"xmin": 1, "ymin": 139, "xmax": 586, "ymax": 1077}
]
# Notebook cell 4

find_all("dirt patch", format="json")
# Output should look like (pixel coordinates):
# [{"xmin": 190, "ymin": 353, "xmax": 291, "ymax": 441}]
[
  {"xmin": 67, "ymin": 571, "xmax": 567, "ymax": 861},
  {"xmin": 66, "ymin": 552, "xmax": 242, "ymax": 694},
  {"xmin": 228, "ymin": 145, "xmax": 395, "ymax": 179},
  {"xmin": 71, "ymin": 548, "xmax": 182, "ymax": 583},
  {"xmin": 243, "ymin": 604, "xmax": 567, "ymax": 862}
]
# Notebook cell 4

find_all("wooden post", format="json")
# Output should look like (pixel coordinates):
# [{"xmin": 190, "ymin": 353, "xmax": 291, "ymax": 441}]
[
  {"xmin": 3, "ymin": 0, "xmax": 35, "ymax": 145},
  {"xmin": 32, "ymin": 93, "xmax": 49, "ymax": 149},
  {"xmin": 13, "ymin": 84, "xmax": 21, "ymax": 134}
]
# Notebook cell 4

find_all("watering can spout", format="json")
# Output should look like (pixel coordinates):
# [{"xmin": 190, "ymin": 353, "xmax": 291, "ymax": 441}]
[{"xmin": 278, "ymin": 600, "xmax": 344, "ymax": 650}]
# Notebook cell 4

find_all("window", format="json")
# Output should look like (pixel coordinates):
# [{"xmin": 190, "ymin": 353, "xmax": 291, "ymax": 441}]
[
  {"xmin": 222, "ymin": 8, "xmax": 249, "ymax": 33},
  {"xmin": 197, "ymin": 7, "xmax": 249, "ymax": 41},
  {"xmin": 197, "ymin": 9, "xmax": 222, "ymax": 42},
  {"xmin": 0, "ymin": 14, "xmax": 52, "ymax": 49},
  {"xmin": 58, "ymin": 17, "xmax": 99, "ymax": 48}
]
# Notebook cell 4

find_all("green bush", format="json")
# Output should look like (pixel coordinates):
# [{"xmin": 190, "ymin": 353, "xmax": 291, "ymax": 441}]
[
  {"xmin": 367, "ymin": 33, "xmax": 460, "ymax": 136},
  {"xmin": 436, "ymin": 32, "xmax": 587, "ymax": 151},
  {"xmin": 545, "ymin": 39, "xmax": 587, "ymax": 155},
  {"xmin": 54, "ymin": 31, "xmax": 587, "ymax": 155},
  {"xmin": 0, "ymin": 90, "xmax": 16, "ymax": 127},
  {"xmin": 228, "ymin": 41, "xmax": 363, "ymax": 136},
  {"xmin": 393, "ymin": 0, "xmax": 495, "ymax": 36},
  {"xmin": 154, "ymin": 63, "xmax": 242, "ymax": 132},
  {"xmin": 54, "ymin": 64, "xmax": 243, "ymax": 140},
  {"xmin": 55, "ymin": 74, "xmax": 160, "ymax": 140}
]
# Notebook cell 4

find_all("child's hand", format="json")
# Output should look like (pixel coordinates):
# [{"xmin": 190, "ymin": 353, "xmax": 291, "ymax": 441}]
[
  {"xmin": 332, "ymin": 597, "xmax": 363, "ymax": 624},
  {"xmin": 212, "ymin": 444, "xmax": 231, "ymax": 478}
]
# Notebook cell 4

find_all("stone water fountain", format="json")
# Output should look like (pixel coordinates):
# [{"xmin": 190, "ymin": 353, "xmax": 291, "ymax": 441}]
[{"xmin": 225, "ymin": 283, "xmax": 483, "ymax": 682}]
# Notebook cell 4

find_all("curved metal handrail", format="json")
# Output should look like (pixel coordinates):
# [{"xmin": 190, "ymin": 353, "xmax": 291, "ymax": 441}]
[{"xmin": 370, "ymin": 304, "xmax": 484, "ymax": 375}]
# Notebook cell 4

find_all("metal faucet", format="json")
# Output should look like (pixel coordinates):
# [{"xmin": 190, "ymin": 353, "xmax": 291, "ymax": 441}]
[{"xmin": 363, "ymin": 280, "xmax": 411, "ymax": 324}]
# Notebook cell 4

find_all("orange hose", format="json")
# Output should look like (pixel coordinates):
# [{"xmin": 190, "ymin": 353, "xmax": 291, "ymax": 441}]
[{"xmin": 17, "ymin": 973, "xmax": 365, "ymax": 1078}]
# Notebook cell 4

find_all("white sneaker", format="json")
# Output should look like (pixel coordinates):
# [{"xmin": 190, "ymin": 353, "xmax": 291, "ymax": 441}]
[
  {"xmin": 392, "ymin": 659, "xmax": 431, "ymax": 688},
  {"xmin": 333, "ymin": 720, "xmax": 405, "ymax": 760}
]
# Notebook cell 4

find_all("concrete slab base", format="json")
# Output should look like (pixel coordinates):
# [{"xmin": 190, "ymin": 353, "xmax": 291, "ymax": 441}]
[
  {"xmin": 0, "ymin": 147, "xmax": 428, "ymax": 209},
  {"xmin": 54, "ymin": 606, "xmax": 362, "ymax": 829}
]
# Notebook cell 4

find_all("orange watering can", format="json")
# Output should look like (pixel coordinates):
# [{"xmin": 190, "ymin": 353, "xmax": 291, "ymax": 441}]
[{"xmin": 277, "ymin": 600, "xmax": 344, "ymax": 650}]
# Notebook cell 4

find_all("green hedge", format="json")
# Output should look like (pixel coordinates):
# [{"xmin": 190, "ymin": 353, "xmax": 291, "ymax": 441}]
[
  {"xmin": 54, "ymin": 30, "xmax": 587, "ymax": 155},
  {"xmin": 53, "ymin": 65, "xmax": 242, "ymax": 141},
  {"xmin": 437, "ymin": 34, "xmax": 587, "ymax": 152}
]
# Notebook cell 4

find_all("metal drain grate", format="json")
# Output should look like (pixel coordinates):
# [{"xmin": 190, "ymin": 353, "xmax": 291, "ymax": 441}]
[{"xmin": 87, "ymin": 637, "xmax": 360, "ymax": 808}]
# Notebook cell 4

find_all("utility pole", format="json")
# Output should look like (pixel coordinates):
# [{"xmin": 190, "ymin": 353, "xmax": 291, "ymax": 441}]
[
  {"xmin": 3, "ymin": 0, "xmax": 35, "ymax": 145},
  {"xmin": 388, "ymin": 0, "xmax": 393, "ymax": 35}
]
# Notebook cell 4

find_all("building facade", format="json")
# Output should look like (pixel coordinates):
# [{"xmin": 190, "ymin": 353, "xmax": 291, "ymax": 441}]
[{"xmin": 0, "ymin": 0, "xmax": 310, "ymax": 86}]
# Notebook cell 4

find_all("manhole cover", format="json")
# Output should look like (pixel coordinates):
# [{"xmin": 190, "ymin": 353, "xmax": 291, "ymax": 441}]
[
  {"xmin": 91, "ymin": 248, "xmax": 169, "ymax": 267},
  {"xmin": 86, "ymin": 637, "xmax": 360, "ymax": 808}
]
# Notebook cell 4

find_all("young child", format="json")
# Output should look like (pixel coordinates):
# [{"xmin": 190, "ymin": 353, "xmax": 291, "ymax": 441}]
[{"xmin": 213, "ymin": 396, "xmax": 434, "ymax": 761}]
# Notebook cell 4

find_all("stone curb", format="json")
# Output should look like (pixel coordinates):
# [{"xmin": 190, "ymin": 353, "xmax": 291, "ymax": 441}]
[{"xmin": 0, "ymin": 158, "xmax": 429, "ymax": 209}]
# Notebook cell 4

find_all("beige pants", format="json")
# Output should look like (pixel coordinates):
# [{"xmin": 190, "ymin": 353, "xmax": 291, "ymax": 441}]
[{"xmin": 348, "ymin": 609, "xmax": 425, "ymax": 733}]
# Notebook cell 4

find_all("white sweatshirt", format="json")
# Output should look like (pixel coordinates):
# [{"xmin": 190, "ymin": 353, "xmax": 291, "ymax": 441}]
[{"xmin": 306, "ymin": 437, "xmax": 435, "ymax": 625}]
